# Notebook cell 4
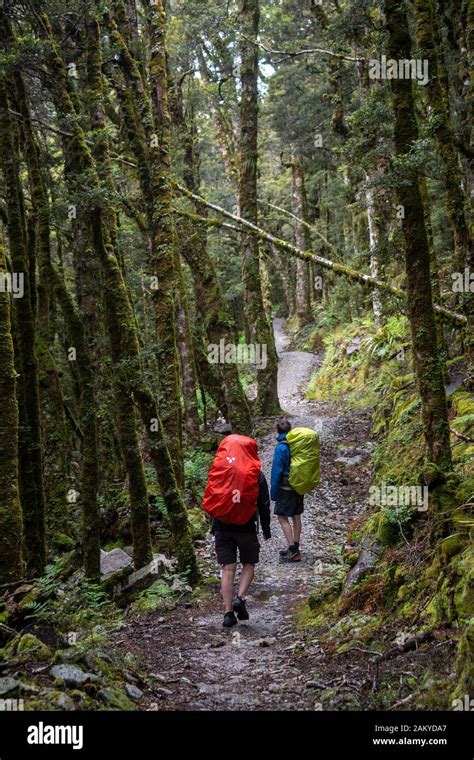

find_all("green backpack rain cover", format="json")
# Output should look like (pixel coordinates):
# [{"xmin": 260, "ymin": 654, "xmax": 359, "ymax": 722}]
[{"xmin": 286, "ymin": 427, "xmax": 320, "ymax": 495}]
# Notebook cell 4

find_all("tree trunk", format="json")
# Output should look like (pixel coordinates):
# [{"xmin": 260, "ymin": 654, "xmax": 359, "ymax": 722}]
[
  {"xmin": 38, "ymin": 11, "xmax": 198, "ymax": 579},
  {"xmin": 145, "ymin": 0, "xmax": 184, "ymax": 486},
  {"xmin": 414, "ymin": 0, "xmax": 472, "ymax": 273},
  {"xmin": 0, "ymin": 77, "xmax": 46, "ymax": 577},
  {"xmin": 291, "ymin": 159, "xmax": 312, "ymax": 326},
  {"xmin": 384, "ymin": 0, "xmax": 452, "ymax": 475},
  {"xmin": 86, "ymin": 16, "xmax": 154, "ymax": 569},
  {"xmin": 239, "ymin": 0, "xmax": 280, "ymax": 415},
  {"xmin": 272, "ymin": 244, "xmax": 295, "ymax": 316},
  {"xmin": 176, "ymin": 254, "xmax": 200, "ymax": 441},
  {"xmin": 0, "ymin": 223, "xmax": 23, "ymax": 583},
  {"xmin": 364, "ymin": 175, "xmax": 384, "ymax": 327},
  {"xmin": 174, "ymin": 87, "xmax": 252, "ymax": 434}
]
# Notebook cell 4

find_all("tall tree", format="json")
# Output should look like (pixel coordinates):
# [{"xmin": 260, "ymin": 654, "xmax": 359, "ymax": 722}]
[
  {"xmin": 0, "ymin": 75, "xmax": 46, "ymax": 577},
  {"xmin": 414, "ymin": 0, "xmax": 472, "ymax": 273},
  {"xmin": 290, "ymin": 157, "xmax": 312, "ymax": 327},
  {"xmin": 384, "ymin": 0, "xmax": 452, "ymax": 477},
  {"xmin": 239, "ymin": 0, "xmax": 280, "ymax": 415},
  {"xmin": 0, "ymin": 221, "xmax": 23, "ymax": 583}
]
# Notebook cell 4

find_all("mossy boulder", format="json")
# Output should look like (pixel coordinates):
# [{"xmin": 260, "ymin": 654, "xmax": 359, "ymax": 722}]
[
  {"xmin": 440, "ymin": 534, "xmax": 465, "ymax": 559},
  {"xmin": 454, "ymin": 550, "xmax": 474, "ymax": 622},
  {"xmin": 377, "ymin": 513, "xmax": 401, "ymax": 546},
  {"xmin": 187, "ymin": 508, "xmax": 208, "ymax": 541},
  {"xmin": 4, "ymin": 633, "xmax": 53, "ymax": 663},
  {"xmin": 53, "ymin": 533, "xmax": 76, "ymax": 552},
  {"xmin": 452, "ymin": 623, "xmax": 474, "ymax": 701},
  {"xmin": 97, "ymin": 686, "xmax": 134, "ymax": 711}
]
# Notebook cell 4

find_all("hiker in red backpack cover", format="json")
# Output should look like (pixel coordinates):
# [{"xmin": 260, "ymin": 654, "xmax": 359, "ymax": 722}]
[{"xmin": 203, "ymin": 434, "xmax": 271, "ymax": 628}]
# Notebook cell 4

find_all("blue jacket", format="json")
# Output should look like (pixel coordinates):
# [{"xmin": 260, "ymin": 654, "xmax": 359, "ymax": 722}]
[{"xmin": 270, "ymin": 433, "xmax": 290, "ymax": 501}]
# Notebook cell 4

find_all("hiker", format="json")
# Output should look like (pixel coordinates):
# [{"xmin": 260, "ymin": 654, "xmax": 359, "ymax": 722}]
[
  {"xmin": 203, "ymin": 434, "xmax": 271, "ymax": 628},
  {"xmin": 270, "ymin": 419, "xmax": 303, "ymax": 562}
]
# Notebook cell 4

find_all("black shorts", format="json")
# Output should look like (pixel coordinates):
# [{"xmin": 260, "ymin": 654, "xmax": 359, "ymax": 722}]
[
  {"xmin": 215, "ymin": 531, "xmax": 260, "ymax": 566},
  {"xmin": 274, "ymin": 487, "xmax": 304, "ymax": 517}
]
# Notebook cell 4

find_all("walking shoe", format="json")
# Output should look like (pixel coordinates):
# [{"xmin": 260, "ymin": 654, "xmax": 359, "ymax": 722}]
[
  {"xmin": 232, "ymin": 595, "xmax": 249, "ymax": 621},
  {"xmin": 279, "ymin": 547, "xmax": 290, "ymax": 557},
  {"xmin": 280, "ymin": 545, "xmax": 301, "ymax": 562},
  {"xmin": 223, "ymin": 611, "xmax": 238, "ymax": 628},
  {"xmin": 287, "ymin": 546, "xmax": 301, "ymax": 562}
]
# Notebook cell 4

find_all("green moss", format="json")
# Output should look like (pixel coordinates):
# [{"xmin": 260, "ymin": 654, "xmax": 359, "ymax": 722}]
[
  {"xmin": 454, "ymin": 549, "xmax": 474, "ymax": 622},
  {"xmin": 53, "ymin": 533, "xmax": 76, "ymax": 551},
  {"xmin": 452, "ymin": 623, "xmax": 474, "ymax": 701},
  {"xmin": 377, "ymin": 513, "xmax": 401, "ymax": 546},
  {"xmin": 5, "ymin": 633, "xmax": 52, "ymax": 663},
  {"xmin": 98, "ymin": 686, "xmax": 134, "ymax": 711},
  {"xmin": 440, "ymin": 534, "xmax": 465, "ymax": 558}
]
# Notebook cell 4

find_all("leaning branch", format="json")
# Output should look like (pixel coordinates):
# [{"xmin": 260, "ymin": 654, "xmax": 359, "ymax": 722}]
[
  {"xmin": 248, "ymin": 37, "xmax": 364, "ymax": 64},
  {"xmin": 173, "ymin": 182, "xmax": 467, "ymax": 329},
  {"xmin": 258, "ymin": 197, "xmax": 339, "ymax": 258}
]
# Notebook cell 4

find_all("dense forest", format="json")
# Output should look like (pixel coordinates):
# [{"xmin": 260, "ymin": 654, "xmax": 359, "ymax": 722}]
[{"xmin": 0, "ymin": 0, "xmax": 472, "ymax": 722}]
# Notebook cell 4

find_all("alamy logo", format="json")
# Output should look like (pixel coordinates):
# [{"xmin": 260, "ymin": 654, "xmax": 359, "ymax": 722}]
[
  {"xmin": 207, "ymin": 339, "xmax": 268, "ymax": 370},
  {"xmin": 451, "ymin": 268, "xmax": 474, "ymax": 293},
  {"xmin": 0, "ymin": 271, "xmax": 24, "ymax": 299},
  {"xmin": 27, "ymin": 721, "xmax": 83, "ymax": 750},
  {"xmin": 0, "ymin": 698, "xmax": 24, "ymax": 711},
  {"xmin": 226, "ymin": 456, "xmax": 236, "ymax": 464},
  {"xmin": 369, "ymin": 483, "xmax": 429, "ymax": 512},
  {"xmin": 452, "ymin": 695, "xmax": 473, "ymax": 711},
  {"xmin": 368, "ymin": 55, "xmax": 429, "ymax": 86}
]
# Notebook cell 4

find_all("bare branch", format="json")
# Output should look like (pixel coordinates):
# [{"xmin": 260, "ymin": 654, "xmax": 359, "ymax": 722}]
[{"xmin": 246, "ymin": 36, "xmax": 365, "ymax": 64}]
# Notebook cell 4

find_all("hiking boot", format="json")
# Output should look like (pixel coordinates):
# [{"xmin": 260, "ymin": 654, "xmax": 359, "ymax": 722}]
[
  {"xmin": 223, "ymin": 611, "xmax": 238, "ymax": 628},
  {"xmin": 232, "ymin": 596, "xmax": 249, "ymax": 621},
  {"xmin": 280, "ymin": 545, "xmax": 301, "ymax": 562},
  {"xmin": 287, "ymin": 546, "xmax": 301, "ymax": 562}
]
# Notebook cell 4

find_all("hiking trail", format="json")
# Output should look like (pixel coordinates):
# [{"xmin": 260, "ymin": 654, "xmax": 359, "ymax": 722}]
[{"xmin": 116, "ymin": 319, "xmax": 375, "ymax": 710}]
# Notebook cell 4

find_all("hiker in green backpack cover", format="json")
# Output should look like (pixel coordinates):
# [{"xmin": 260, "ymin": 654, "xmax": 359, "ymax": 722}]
[
  {"xmin": 270, "ymin": 419, "xmax": 303, "ymax": 562},
  {"xmin": 271, "ymin": 419, "xmax": 321, "ymax": 562}
]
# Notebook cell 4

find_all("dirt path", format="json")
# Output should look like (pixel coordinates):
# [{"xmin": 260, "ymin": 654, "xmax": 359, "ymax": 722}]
[{"xmin": 117, "ymin": 319, "xmax": 374, "ymax": 710}]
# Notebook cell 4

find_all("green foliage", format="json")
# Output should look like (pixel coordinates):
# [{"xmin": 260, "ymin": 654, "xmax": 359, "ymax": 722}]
[
  {"xmin": 24, "ymin": 558, "xmax": 122, "ymax": 634},
  {"xmin": 360, "ymin": 315, "xmax": 409, "ymax": 361},
  {"xmin": 128, "ymin": 573, "xmax": 181, "ymax": 614}
]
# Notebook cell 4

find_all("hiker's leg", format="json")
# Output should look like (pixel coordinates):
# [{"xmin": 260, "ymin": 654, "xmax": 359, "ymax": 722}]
[
  {"xmin": 221, "ymin": 563, "xmax": 237, "ymax": 612},
  {"xmin": 292, "ymin": 514, "xmax": 302, "ymax": 545},
  {"xmin": 238, "ymin": 564, "xmax": 255, "ymax": 599},
  {"xmin": 278, "ymin": 515, "xmax": 294, "ymax": 545}
]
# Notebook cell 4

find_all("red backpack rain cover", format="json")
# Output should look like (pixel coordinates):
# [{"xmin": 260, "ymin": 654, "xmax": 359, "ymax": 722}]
[{"xmin": 202, "ymin": 435, "xmax": 261, "ymax": 525}]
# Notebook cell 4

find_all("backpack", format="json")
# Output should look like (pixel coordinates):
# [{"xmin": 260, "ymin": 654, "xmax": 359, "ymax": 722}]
[
  {"xmin": 285, "ymin": 427, "xmax": 320, "ymax": 495},
  {"xmin": 202, "ymin": 434, "xmax": 261, "ymax": 525}
]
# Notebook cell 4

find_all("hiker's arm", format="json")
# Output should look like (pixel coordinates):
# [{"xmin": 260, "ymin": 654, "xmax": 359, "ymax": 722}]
[
  {"xmin": 257, "ymin": 473, "xmax": 271, "ymax": 539},
  {"xmin": 270, "ymin": 445, "xmax": 286, "ymax": 501}
]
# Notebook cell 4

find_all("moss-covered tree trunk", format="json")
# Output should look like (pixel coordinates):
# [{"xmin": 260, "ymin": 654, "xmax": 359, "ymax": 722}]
[
  {"xmin": 39, "ymin": 12, "xmax": 197, "ymax": 579},
  {"xmin": 176, "ymin": 253, "xmax": 200, "ymax": 441},
  {"xmin": 0, "ymin": 77, "xmax": 46, "ymax": 577},
  {"xmin": 414, "ymin": 0, "xmax": 472, "ymax": 274},
  {"xmin": 12, "ymin": 69, "xmax": 71, "ymax": 550},
  {"xmin": 384, "ymin": 0, "xmax": 452, "ymax": 475},
  {"xmin": 85, "ymin": 16, "xmax": 153, "ymax": 569},
  {"xmin": 144, "ymin": 0, "xmax": 184, "ymax": 484},
  {"xmin": 0, "ymin": 223, "xmax": 23, "ymax": 583},
  {"xmin": 239, "ymin": 0, "xmax": 280, "ymax": 415},
  {"xmin": 413, "ymin": 0, "xmax": 473, "ymax": 390},
  {"xmin": 174, "ymin": 87, "xmax": 252, "ymax": 434},
  {"xmin": 272, "ymin": 244, "xmax": 296, "ymax": 316},
  {"xmin": 291, "ymin": 159, "xmax": 312, "ymax": 327}
]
